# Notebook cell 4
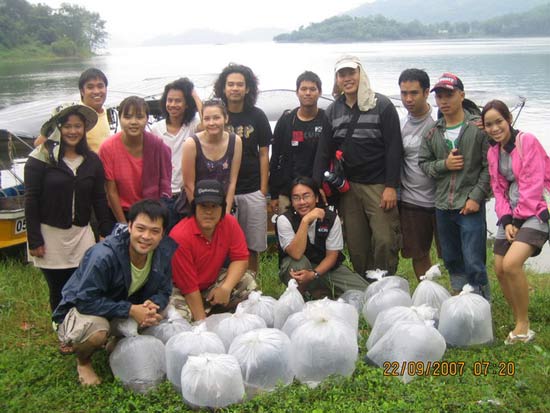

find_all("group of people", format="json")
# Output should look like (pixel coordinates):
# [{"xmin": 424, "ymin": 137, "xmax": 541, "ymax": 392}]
[{"xmin": 24, "ymin": 55, "xmax": 548, "ymax": 385}]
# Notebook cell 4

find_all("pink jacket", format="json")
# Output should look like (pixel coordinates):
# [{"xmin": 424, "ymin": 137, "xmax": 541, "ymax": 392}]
[{"xmin": 487, "ymin": 131, "xmax": 550, "ymax": 226}]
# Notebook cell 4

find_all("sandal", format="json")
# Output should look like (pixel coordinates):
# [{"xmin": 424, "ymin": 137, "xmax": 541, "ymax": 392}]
[
  {"xmin": 504, "ymin": 329, "xmax": 536, "ymax": 345},
  {"xmin": 59, "ymin": 342, "xmax": 74, "ymax": 355}
]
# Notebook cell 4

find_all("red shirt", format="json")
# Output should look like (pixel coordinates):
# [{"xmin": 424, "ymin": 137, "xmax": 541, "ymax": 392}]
[
  {"xmin": 169, "ymin": 215, "xmax": 249, "ymax": 294},
  {"xmin": 99, "ymin": 132, "xmax": 143, "ymax": 210}
]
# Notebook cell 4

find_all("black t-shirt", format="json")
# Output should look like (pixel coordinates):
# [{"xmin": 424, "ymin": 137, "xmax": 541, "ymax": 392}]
[
  {"xmin": 227, "ymin": 107, "xmax": 272, "ymax": 194},
  {"xmin": 269, "ymin": 108, "xmax": 330, "ymax": 197}
]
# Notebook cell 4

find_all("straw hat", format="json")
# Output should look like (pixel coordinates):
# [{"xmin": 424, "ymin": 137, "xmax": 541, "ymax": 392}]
[{"xmin": 40, "ymin": 103, "xmax": 98, "ymax": 138}]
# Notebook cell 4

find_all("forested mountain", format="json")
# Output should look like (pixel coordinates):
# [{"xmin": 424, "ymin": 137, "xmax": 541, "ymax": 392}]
[
  {"xmin": 0, "ymin": 0, "xmax": 106, "ymax": 56},
  {"xmin": 346, "ymin": 0, "xmax": 548, "ymax": 23},
  {"xmin": 275, "ymin": 3, "xmax": 550, "ymax": 42}
]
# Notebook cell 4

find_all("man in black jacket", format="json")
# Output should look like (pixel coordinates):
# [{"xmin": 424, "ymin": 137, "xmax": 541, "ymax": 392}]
[
  {"xmin": 53, "ymin": 199, "xmax": 177, "ymax": 386},
  {"xmin": 313, "ymin": 55, "xmax": 403, "ymax": 275},
  {"xmin": 269, "ymin": 71, "xmax": 331, "ymax": 214}
]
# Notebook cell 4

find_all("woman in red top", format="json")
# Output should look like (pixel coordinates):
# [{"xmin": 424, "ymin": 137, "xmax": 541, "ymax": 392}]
[{"xmin": 99, "ymin": 96, "xmax": 171, "ymax": 223}]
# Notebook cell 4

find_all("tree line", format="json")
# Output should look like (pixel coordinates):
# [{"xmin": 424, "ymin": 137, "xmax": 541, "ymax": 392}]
[
  {"xmin": 274, "ymin": 3, "xmax": 550, "ymax": 42},
  {"xmin": 0, "ymin": 0, "xmax": 107, "ymax": 56}
]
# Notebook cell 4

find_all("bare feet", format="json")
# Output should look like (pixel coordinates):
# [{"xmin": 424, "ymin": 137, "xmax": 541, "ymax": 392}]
[{"xmin": 77, "ymin": 360, "xmax": 101, "ymax": 386}]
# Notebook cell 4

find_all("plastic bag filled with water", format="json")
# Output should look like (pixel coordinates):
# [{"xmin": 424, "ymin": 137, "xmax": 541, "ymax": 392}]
[
  {"xmin": 236, "ymin": 291, "xmax": 277, "ymax": 327},
  {"xmin": 165, "ymin": 323, "xmax": 225, "ymax": 391},
  {"xmin": 207, "ymin": 309, "xmax": 266, "ymax": 350},
  {"xmin": 274, "ymin": 279, "xmax": 305, "ymax": 329},
  {"xmin": 228, "ymin": 328, "xmax": 293, "ymax": 396},
  {"xmin": 110, "ymin": 317, "xmax": 139, "ymax": 337},
  {"xmin": 109, "ymin": 335, "xmax": 166, "ymax": 393},
  {"xmin": 180, "ymin": 353, "xmax": 245, "ymax": 409},
  {"xmin": 364, "ymin": 275, "xmax": 410, "ymax": 303},
  {"xmin": 438, "ymin": 284, "xmax": 493, "ymax": 347},
  {"xmin": 339, "ymin": 289, "xmax": 366, "ymax": 314},
  {"xmin": 142, "ymin": 318, "xmax": 192, "ymax": 344},
  {"xmin": 411, "ymin": 265, "xmax": 451, "ymax": 320},
  {"xmin": 363, "ymin": 287, "xmax": 412, "ymax": 327},
  {"xmin": 366, "ymin": 304, "xmax": 436, "ymax": 350},
  {"xmin": 289, "ymin": 313, "xmax": 358, "ymax": 388},
  {"xmin": 305, "ymin": 297, "xmax": 359, "ymax": 332},
  {"xmin": 366, "ymin": 319, "xmax": 446, "ymax": 383}
]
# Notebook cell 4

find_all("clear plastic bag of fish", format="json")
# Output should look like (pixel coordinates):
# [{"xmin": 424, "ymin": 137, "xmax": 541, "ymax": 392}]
[
  {"xmin": 142, "ymin": 318, "xmax": 192, "ymax": 344},
  {"xmin": 206, "ymin": 309, "xmax": 266, "ymax": 350},
  {"xmin": 364, "ymin": 275, "xmax": 410, "ymax": 303},
  {"xmin": 363, "ymin": 287, "xmax": 412, "ymax": 327},
  {"xmin": 338, "ymin": 289, "xmax": 366, "ymax": 314},
  {"xmin": 364, "ymin": 268, "xmax": 389, "ymax": 282},
  {"xmin": 165, "ymin": 323, "xmax": 225, "ymax": 391},
  {"xmin": 438, "ymin": 284, "xmax": 494, "ymax": 347},
  {"xmin": 180, "ymin": 353, "xmax": 245, "ymax": 409},
  {"xmin": 228, "ymin": 328, "xmax": 293, "ymax": 396},
  {"xmin": 366, "ymin": 319, "xmax": 446, "ymax": 383},
  {"xmin": 305, "ymin": 297, "xmax": 359, "ymax": 332},
  {"xmin": 236, "ymin": 291, "xmax": 277, "ymax": 327},
  {"xmin": 289, "ymin": 313, "xmax": 358, "ymax": 388},
  {"xmin": 110, "ymin": 317, "xmax": 139, "ymax": 337},
  {"xmin": 411, "ymin": 266, "xmax": 451, "ymax": 321},
  {"xmin": 273, "ymin": 279, "xmax": 305, "ymax": 329},
  {"xmin": 280, "ymin": 306, "xmax": 314, "ymax": 338},
  {"xmin": 366, "ymin": 304, "xmax": 436, "ymax": 350},
  {"xmin": 109, "ymin": 335, "xmax": 166, "ymax": 393}
]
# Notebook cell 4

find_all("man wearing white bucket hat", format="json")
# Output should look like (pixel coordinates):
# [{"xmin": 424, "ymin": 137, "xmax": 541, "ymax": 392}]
[{"xmin": 314, "ymin": 55, "xmax": 403, "ymax": 276}]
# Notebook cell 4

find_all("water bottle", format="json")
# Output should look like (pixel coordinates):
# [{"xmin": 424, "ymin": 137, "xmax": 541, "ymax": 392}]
[{"xmin": 324, "ymin": 171, "xmax": 350, "ymax": 193}]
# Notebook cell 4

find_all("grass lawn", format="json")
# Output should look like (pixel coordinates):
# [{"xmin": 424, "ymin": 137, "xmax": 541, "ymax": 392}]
[{"xmin": 0, "ymin": 245, "xmax": 548, "ymax": 413}]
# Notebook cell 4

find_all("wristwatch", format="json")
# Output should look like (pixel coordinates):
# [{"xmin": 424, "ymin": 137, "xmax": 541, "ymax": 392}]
[{"xmin": 312, "ymin": 270, "xmax": 320, "ymax": 279}]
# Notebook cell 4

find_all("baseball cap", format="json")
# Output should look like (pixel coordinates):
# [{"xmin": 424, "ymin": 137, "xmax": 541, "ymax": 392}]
[
  {"xmin": 194, "ymin": 180, "xmax": 225, "ymax": 205},
  {"xmin": 334, "ymin": 55, "xmax": 361, "ymax": 73},
  {"xmin": 430, "ymin": 72, "xmax": 464, "ymax": 92}
]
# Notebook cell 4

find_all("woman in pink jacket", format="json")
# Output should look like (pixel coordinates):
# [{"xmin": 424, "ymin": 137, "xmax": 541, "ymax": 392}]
[{"xmin": 483, "ymin": 99, "xmax": 550, "ymax": 345}]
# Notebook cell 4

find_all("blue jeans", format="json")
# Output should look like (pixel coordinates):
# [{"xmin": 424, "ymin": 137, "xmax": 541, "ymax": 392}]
[
  {"xmin": 435, "ymin": 207, "xmax": 490, "ymax": 300},
  {"xmin": 161, "ymin": 196, "xmax": 184, "ymax": 234}
]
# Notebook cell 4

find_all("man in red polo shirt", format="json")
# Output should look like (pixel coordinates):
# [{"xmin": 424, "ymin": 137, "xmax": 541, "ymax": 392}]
[{"xmin": 169, "ymin": 179, "xmax": 257, "ymax": 321}]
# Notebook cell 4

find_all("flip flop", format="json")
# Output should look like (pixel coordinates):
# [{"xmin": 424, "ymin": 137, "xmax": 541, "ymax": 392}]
[
  {"xmin": 504, "ymin": 329, "xmax": 536, "ymax": 345},
  {"xmin": 59, "ymin": 342, "xmax": 75, "ymax": 355}
]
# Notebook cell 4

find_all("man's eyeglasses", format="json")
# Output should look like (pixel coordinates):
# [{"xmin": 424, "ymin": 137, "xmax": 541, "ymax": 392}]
[{"xmin": 291, "ymin": 193, "xmax": 314, "ymax": 202}]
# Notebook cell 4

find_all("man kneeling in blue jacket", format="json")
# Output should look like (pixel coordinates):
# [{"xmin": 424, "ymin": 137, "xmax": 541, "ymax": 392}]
[{"xmin": 53, "ymin": 199, "xmax": 177, "ymax": 386}]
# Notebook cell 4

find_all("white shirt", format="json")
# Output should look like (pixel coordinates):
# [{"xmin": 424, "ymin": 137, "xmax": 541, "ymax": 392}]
[
  {"xmin": 400, "ymin": 106, "xmax": 437, "ymax": 208},
  {"xmin": 276, "ymin": 213, "xmax": 344, "ymax": 253},
  {"xmin": 150, "ymin": 116, "xmax": 200, "ymax": 193}
]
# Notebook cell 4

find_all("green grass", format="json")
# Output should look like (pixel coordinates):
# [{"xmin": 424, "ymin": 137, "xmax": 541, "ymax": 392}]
[{"xmin": 0, "ymin": 246, "xmax": 548, "ymax": 413}]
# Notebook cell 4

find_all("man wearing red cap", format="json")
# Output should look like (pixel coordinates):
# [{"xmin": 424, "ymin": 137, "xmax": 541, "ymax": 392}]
[{"xmin": 418, "ymin": 73, "xmax": 491, "ymax": 299}]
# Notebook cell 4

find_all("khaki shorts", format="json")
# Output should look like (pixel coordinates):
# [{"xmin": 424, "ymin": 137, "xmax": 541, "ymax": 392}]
[
  {"xmin": 57, "ymin": 307, "xmax": 110, "ymax": 345},
  {"xmin": 399, "ymin": 201, "xmax": 441, "ymax": 259},
  {"xmin": 494, "ymin": 226, "xmax": 548, "ymax": 257},
  {"xmin": 234, "ymin": 190, "xmax": 267, "ymax": 252},
  {"xmin": 170, "ymin": 269, "xmax": 258, "ymax": 322}
]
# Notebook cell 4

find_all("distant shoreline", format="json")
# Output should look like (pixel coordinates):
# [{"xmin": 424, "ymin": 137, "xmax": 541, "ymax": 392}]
[{"xmin": 273, "ymin": 34, "xmax": 550, "ymax": 44}]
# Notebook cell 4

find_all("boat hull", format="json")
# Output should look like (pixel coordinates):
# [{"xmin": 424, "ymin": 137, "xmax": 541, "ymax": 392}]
[
  {"xmin": 0, "ymin": 208, "xmax": 26, "ymax": 248},
  {"xmin": 0, "ymin": 185, "xmax": 26, "ymax": 249}
]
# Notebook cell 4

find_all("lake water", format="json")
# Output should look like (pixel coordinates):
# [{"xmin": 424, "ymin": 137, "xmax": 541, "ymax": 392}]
[{"xmin": 1, "ymin": 38, "xmax": 550, "ymax": 271}]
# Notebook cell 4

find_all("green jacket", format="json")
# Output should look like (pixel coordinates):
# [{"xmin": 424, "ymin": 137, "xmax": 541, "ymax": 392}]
[{"xmin": 418, "ymin": 110, "xmax": 491, "ymax": 210}]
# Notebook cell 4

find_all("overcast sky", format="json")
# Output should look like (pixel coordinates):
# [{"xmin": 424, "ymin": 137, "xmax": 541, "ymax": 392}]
[{"xmin": 30, "ymin": 0, "xmax": 370, "ymax": 46}]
